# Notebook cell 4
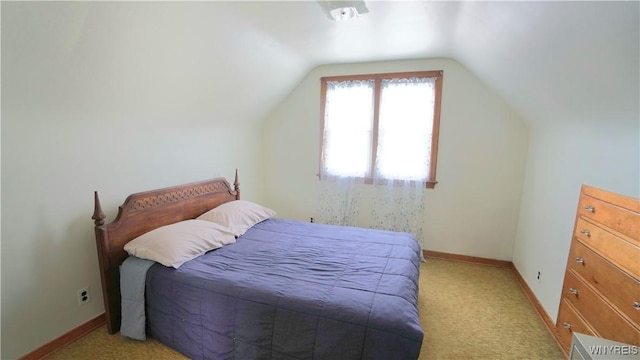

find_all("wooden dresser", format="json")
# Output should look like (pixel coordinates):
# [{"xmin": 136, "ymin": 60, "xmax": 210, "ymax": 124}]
[{"xmin": 555, "ymin": 185, "xmax": 640, "ymax": 355}]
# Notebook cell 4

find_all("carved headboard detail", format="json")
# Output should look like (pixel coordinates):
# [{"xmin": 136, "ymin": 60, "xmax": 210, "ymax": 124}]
[
  {"xmin": 130, "ymin": 182, "xmax": 233, "ymax": 210},
  {"xmin": 92, "ymin": 171, "xmax": 240, "ymax": 334}
]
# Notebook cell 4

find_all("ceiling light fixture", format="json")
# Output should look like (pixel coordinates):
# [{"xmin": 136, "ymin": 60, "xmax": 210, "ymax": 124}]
[{"xmin": 318, "ymin": 1, "xmax": 369, "ymax": 21}]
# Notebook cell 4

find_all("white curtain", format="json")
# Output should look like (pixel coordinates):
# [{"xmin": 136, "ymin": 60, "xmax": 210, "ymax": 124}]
[
  {"xmin": 369, "ymin": 180, "xmax": 426, "ymax": 251},
  {"xmin": 317, "ymin": 177, "xmax": 361, "ymax": 226},
  {"xmin": 376, "ymin": 77, "xmax": 434, "ymax": 181},
  {"xmin": 320, "ymin": 79, "xmax": 374, "ymax": 178},
  {"xmin": 318, "ymin": 77, "xmax": 433, "ymax": 252},
  {"xmin": 317, "ymin": 79, "xmax": 371, "ymax": 226}
]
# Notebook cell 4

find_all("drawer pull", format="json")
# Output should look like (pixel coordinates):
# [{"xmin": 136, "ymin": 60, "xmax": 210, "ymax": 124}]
[
  {"xmin": 562, "ymin": 322, "xmax": 571, "ymax": 329},
  {"xmin": 584, "ymin": 205, "xmax": 595, "ymax": 213},
  {"xmin": 634, "ymin": 301, "xmax": 640, "ymax": 310},
  {"xmin": 575, "ymin": 257, "xmax": 585, "ymax": 264},
  {"xmin": 580, "ymin": 229, "xmax": 591, "ymax": 237},
  {"xmin": 568, "ymin": 288, "xmax": 579, "ymax": 295}
]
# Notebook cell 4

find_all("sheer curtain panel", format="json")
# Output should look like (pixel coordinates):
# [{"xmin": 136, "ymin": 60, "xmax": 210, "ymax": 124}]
[{"xmin": 318, "ymin": 73, "xmax": 441, "ymax": 253}]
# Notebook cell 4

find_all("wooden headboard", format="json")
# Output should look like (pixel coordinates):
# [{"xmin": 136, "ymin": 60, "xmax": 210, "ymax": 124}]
[{"xmin": 92, "ymin": 171, "xmax": 240, "ymax": 334}]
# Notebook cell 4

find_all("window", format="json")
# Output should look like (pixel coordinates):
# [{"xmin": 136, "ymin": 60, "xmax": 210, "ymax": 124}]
[{"xmin": 319, "ymin": 71, "xmax": 443, "ymax": 188}]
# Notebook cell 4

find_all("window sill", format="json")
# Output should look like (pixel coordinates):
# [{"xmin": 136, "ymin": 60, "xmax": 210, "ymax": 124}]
[{"xmin": 318, "ymin": 174, "xmax": 438, "ymax": 189}]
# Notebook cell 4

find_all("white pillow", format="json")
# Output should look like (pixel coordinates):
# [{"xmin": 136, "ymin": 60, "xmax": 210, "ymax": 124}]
[
  {"xmin": 197, "ymin": 200, "xmax": 276, "ymax": 236},
  {"xmin": 124, "ymin": 219, "xmax": 236, "ymax": 268}
]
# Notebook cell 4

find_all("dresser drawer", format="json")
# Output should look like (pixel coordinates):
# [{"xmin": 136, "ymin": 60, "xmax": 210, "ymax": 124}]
[
  {"xmin": 556, "ymin": 298, "xmax": 596, "ymax": 352},
  {"xmin": 574, "ymin": 218, "xmax": 640, "ymax": 279},
  {"xmin": 578, "ymin": 194, "xmax": 640, "ymax": 244},
  {"xmin": 569, "ymin": 240, "xmax": 640, "ymax": 329},
  {"xmin": 563, "ymin": 270, "xmax": 640, "ymax": 346}
]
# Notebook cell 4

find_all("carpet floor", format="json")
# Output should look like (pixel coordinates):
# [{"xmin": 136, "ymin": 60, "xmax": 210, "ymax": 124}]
[{"xmin": 47, "ymin": 258, "xmax": 564, "ymax": 359}]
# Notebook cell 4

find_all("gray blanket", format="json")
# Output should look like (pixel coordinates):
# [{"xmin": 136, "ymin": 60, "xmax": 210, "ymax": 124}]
[{"xmin": 120, "ymin": 256, "xmax": 155, "ymax": 340}]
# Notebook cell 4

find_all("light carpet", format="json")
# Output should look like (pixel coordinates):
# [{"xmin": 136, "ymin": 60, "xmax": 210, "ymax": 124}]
[{"xmin": 47, "ymin": 258, "xmax": 564, "ymax": 359}]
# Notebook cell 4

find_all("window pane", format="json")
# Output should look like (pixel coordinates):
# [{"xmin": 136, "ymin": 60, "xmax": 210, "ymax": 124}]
[
  {"xmin": 323, "ymin": 80, "xmax": 374, "ymax": 177},
  {"xmin": 376, "ymin": 77, "xmax": 435, "ymax": 180}
]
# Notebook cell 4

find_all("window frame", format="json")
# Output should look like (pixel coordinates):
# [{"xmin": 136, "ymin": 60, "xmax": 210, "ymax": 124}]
[{"xmin": 319, "ymin": 70, "xmax": 443, "ymax": 188}]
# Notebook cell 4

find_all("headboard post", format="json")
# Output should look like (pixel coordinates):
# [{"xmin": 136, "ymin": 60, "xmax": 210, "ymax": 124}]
[
  {"xmin": 234, "ymin": 169, "xmax": 240, "ymax": 199},
  {"xmin": 92, "ymin": 191, "xmax": 106, "ymax": 226},
  {"xmin": 93, "ymin": 190, "xmax": 120, "ymax": 333}
]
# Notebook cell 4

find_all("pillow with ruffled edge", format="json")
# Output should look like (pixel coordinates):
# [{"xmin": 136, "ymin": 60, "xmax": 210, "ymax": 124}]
[
  {"xmin": 197, "ymin": 200, "xmax": 276, "ymax": 237},
  {"xmin": 124, "ymin": 219, "xmax": 236, "ymax": 268}
]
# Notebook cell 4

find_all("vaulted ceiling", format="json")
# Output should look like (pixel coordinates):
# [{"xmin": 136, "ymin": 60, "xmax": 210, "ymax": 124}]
[
  {"xmin": 241, "ymin": 0, "xmax": 639, "ymax": 126},
  {"xmin": 6, "ymin": 1, "xmax": 638, "ymax": 127},
  {"xmin": 193, "ymin": 0, "xmax": 639, "ymax": 126}
]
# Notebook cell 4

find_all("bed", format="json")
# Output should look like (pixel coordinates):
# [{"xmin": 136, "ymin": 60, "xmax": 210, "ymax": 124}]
[{"xmin": 92, "ymin": 172, "xmax": 424, "ymax": 359}]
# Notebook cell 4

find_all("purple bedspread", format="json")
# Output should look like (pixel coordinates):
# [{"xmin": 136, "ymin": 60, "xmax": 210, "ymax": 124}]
[{"xmin": 145, "ymin": 218, "xmax": 423, "ymax": 359}]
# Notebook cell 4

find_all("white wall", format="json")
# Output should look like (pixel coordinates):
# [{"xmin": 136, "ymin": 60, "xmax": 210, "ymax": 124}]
[
  {"xmin": 262, "ymin": 58, "xmax": 529, "ymax": 261},
  {"xmin": 508, "ymin": 1, "xmax": 640, "ymax": 323},
  {"xmin": 1, "ymin": 3, "xmax": 266, "ymax": 358},
  {"xmin": 513, "ymin": 118, "xmax": 640, "ymax": 322}
]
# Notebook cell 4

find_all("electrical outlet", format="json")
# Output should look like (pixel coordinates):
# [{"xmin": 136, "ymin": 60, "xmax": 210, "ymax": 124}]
[
  {"xmin": 77, "ymin": 286, "xmax": 90, "ymax": 305},
  {"xmin": 537, "ymin": 270, "xmax": 541, "ymax": 283}
]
